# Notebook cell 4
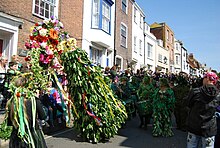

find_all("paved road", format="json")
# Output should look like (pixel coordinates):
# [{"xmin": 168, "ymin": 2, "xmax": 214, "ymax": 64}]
[
  {"xmin": 1, "ymin": 112, "xmax": 187, "ymax": 148},
  {"xmin": 45, "ymin": 116, "xmax": 187, "ymax": 148}
]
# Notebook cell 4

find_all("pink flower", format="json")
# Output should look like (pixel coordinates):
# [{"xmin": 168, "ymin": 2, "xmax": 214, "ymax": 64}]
[
  {"xmin": 46, "ymin": 48, "xmax": 54, "ymax": 55},
  {"xmin": 43, "ymin": 56, "xmax": 50, "ymax": 64},
  {"xmin": 25, "ymin": 42, "xmax": 31, "ymax": 49},
  {"xmin": 39, "ymin": 54, "xmax": 45, "ymax": 62}
]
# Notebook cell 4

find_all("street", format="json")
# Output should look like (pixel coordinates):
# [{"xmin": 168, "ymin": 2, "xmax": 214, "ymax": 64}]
[
  {"xmin": 45, "ymin": 115, "xmax": 187, "ymax": 148},
  {"xmin": 1, "ymin": 113, "xmax": 187, "ymax": 148}
]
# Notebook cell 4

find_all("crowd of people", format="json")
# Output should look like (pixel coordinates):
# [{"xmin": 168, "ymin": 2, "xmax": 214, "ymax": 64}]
[
  {"xmin": 104, "ymin": 64, "xmax": 220, "ymax": 147},
  {"xmin": 1, "ymin": 55, "xmax": 220, "ymax": 147}
]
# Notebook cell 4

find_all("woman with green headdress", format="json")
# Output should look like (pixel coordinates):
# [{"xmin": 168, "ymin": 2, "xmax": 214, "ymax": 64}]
[
  {"xmin": 137, "ymin": 76, "xmax": 154, "ymax": 128},
  {"xmin": 152, "ymin": 78, "xmax": 175, "ymax": 137},
  {"xmin": 7, "ymin": 76, "xmax": 47, "ymax": 148}
]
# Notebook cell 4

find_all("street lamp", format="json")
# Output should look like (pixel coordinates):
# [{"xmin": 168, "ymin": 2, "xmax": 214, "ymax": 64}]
[{"xmin": 164, "ymin": 57, "xmax": 167, "ymax": 64}]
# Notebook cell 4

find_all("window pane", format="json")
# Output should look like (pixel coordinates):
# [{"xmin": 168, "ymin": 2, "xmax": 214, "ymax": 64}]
[
  {"xmin": 45, "ymin": 10, "xmax": 49, "ymax": 18},
  {"xmin": 92, "ymin": 0, "xmax": 99, "ymax": 28},
  {"xmin": 121, "ymin": 24, "xmax": 127, "ymax": 47},
  {"xmin": 35, "ymin": 6, "xmax": 39, "ymax": 14},
  {"xmin": 122, "ymin": 0, "xmax": 127, "ymax": 12},
  {"xmin": 46, "ymin": 3, "xmax": 49, "ymax": 10},
  {"xmin": 33, "ymin": 0, "xmax": 56, "ymax": 19},
  {"xmin": 102, "ymin": 1, "xmax": 110, "ymax": 32},
  {"xmin": 50, "ymin": 5, "xmax": 54, "ymax": 16}
]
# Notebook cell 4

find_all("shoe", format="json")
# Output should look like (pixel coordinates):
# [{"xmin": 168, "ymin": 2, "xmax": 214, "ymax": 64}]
[
  {"xmin": 41, "ymin": 120, "xmax": 46, "ymax": 126},
  {"xmin": 58, "ymin": 118, "xmax": 62, "ymax": 124},
  {"xmin": 77, "ymin": 133, "xmax": 82, "ymax": 138},
  {"xmin": 139, "ymin": 124, "xmax": 144, "ymax": 128}
]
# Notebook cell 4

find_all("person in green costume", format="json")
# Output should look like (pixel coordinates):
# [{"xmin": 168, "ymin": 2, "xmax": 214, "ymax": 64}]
[
  {"xmin": 173, "ymin": 74, "xmax": 190, "ymax": 131},
  {"xmin": 7, "ymin": 77, "xmax": 47, "ymax": 148},
  {"xmin": 119, "ymin": 76, "xmax": 135, "ymax": 118},
  {"xmin": 152, "ymin": 78, "xmax": 175, "ymax": 137},
  {"xmin": 137, "ymin": 76, "xmax": 154, "ymax": 128}
]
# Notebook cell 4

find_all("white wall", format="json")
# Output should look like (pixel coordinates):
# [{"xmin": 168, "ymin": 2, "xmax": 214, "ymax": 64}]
[
  {"xmin": 82, "ymin": 0, "xmax": 115, "ymax": 68},
  {"xmin": 132, "ymin": 2, "xmax": 145, "ymax": 71},
  {"xmin": 144, "ymin": 22, "xmax": 157, "ymax": 71},
  {"xmin": 181, "ymin": 47, "xmax": 189, "ymax": 74},
  {"xmin": 0, "ymin": 12, "xmax": 22, "ymax": 60},
  {"xmin": 174, "ymin": 39, "xmax": 181, "ymax": 74},
  {"xmin": 155, "ymin": 42, "xmax": 169, "ymax": 73}
]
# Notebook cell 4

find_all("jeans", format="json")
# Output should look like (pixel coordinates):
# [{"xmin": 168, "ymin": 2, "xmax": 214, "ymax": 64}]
[{"xmin": 187, "ymin": 132, "xmax": 215, "ymax": 148}]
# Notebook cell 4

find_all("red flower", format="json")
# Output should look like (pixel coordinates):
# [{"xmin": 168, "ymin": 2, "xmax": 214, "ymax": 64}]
[
  {"xmin": 25, "ymin": 42, "xmax": 31, "ymax": 49},
  {"xmin": 25, "ymin": 56, "xmax": 31, "ymax": 61}
]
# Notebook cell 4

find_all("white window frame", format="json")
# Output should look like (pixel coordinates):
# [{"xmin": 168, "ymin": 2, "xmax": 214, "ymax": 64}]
[
  {"xmin": 134, "ymin": 36, "xmax": 137, "ymax": 52},
  {"xmin": 122, "ymin": 0, "xmax": 127, "ymax": 13},
  {"xmin": 92, "ymin": 0, "xmax": 100, "ymax": 28},
  {"xmin": 147, "ymin": 43, "xmax": 153, "ymax": 59},
  {"xmin": 166, "ymin": 29, "xmax": 169, "ymax": 41},
  {"xmin": 139, "ymin": 39, "xmax": 142, "ymax": 55},
  {"xmin": 176, "ymin": 55, "xmax": 179, "ymax": 65},
  {"xmin": 158, "ymin": 54, "xmax": 162, "ymax": 62},
  {"xmin": 115, "ymin": 55, "xmax": 123, "ymax": 70},
  {"xmin": 90, "ymin": 47, "xmax": 102, "ymax": 65},
  {"xmin": 102, "ymin": 1, "xmax": 110, "ymax": 32},
  {"xmin": 134, "ymin": 7, "xmax": 137, "ymax": 23},
  {"xmin": 140, "ymin": 14, "xmax": 143, "ymax": 29},
  {"xmin": 32, "ymin": 0, "xmax": 58, "ymax": 19},
  {"xmin": 120, "ymin": 23, "xmax": 127, "ymax": 48}
]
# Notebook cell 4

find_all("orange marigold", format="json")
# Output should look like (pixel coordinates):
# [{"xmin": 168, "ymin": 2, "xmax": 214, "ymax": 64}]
[{"xmin": 49, "ymin": 28, "xmax": 58, "ymax": 39}]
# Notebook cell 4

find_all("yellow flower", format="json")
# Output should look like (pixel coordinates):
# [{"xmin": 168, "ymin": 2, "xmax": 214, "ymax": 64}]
[{"xmin": 30, "ymin": 26, "xmax": 35, "ymax": 33}]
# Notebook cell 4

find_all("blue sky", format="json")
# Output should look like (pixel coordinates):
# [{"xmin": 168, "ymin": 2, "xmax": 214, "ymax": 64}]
[{"xmin": 136, "ymin": 0, "xmax": 220, "ymax": 72}]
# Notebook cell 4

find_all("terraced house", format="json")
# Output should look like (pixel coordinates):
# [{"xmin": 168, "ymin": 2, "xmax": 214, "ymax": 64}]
[{"xmin": 0, "ymin": 0, "xmax": 115, "ymax": 68}]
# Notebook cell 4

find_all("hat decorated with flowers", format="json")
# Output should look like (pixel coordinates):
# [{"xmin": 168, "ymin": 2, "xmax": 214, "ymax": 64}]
[{"xmin": 203, "ymin": 72, "xmax": 219, "ymax": 84}]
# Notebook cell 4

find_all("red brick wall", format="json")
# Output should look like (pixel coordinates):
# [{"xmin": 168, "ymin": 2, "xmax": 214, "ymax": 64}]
[
  {"xmin": 58, "ymin": 0, "xmax": 83, "ymax": 48},
  {"xmin": 0, "ymin": 0, "xmax": 84, "ymax": 50},
  {"xmin": 115, "ymin": 0, "xmax": 133, "ymax": 69},
  {"xmin": 150, "ymin": 28, "xmax": 163, "ymax": 41}
]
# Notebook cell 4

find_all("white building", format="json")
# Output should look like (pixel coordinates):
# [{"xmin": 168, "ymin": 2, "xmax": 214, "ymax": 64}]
[
  {"xmin": 81, "ymin": 0, "xmax": 115, "ymax": 68},
  {"xmin": 131, "ymin": 2, "xmax": 145, "ymax": 72},
  {"xmin": 155, "ymin": 39, "xmax": 169, "ymax": 73},
  {"xmin": 144, "ymin": 22, "xmax": 157, "ymax": 71},
  {"xmin": 0, "ymin": 12, "xmax": 23, "ymax": 59},
  {"xmin": 181, "ymin": 44, "xmax": 189, "ymax": 75},
  {"xmin": 174, "ymin": 39, "xmax": 182, "ymax": 74}
]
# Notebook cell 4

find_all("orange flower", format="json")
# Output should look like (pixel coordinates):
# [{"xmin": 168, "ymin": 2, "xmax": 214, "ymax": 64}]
[
  {"xmin": 49, "ymin": 28, "xmax": 58, "ymax": 39},
  {"xmin": 16, "ymin": 92, "xmax": 21, "ymax": 97}
]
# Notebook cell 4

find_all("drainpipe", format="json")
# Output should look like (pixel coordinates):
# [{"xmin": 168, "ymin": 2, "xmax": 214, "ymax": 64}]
[{"xmin": 113, "ymin": 0, "xmax": 116, "ymax": 66}]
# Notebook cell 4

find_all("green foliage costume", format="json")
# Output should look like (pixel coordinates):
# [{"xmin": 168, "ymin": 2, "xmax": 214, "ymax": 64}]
[
  {"xmin": 0, "ymin": 17, "xmax": 127, "ymax": 145},
  {"xmin": 61, "ymin": 49, "xmax": 127, "ymax": 143},
  {"xmin": 173, "ymin": 75, "xmax": 190, "ymax": 131},
  {"xmin": 137, "ymin": 76, "xmax": 155, "ymax": 128},
  {"xmin": 137, "ymin": 76, "xmax": 154, "ymax": 115},
  {"xmin": 152, "ymin": 78, "xmax": 175, "ymax": 137}
]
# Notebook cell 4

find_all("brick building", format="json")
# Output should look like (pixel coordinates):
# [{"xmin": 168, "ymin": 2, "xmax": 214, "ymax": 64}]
[
  {"xmin": 150, "ymin": 22, "xmax": 175, "ymax": 73},
  {"xmin": 0, "ymin": 0, "xmax": 84, "ymax": 61},
  {"xmin": 114, "ymin": 0, "xmax": 134, "ymax": 70}
]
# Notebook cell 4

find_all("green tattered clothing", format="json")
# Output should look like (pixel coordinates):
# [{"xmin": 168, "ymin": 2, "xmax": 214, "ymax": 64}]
[
  {"xmin": 137, "ymin": 83, "xmax": 154, "ymax": 115},
  {"xmin": 152, "ymin": 88, "xmax": 175, "ymax": 137}
]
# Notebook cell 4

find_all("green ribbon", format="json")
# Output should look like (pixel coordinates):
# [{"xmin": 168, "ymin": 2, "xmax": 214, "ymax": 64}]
[{"xmin": 18, "ymin": 95, "xmax": 25, "ymax": 136}]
